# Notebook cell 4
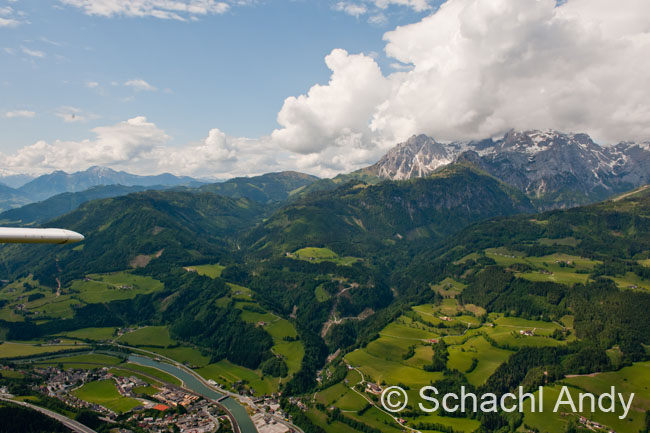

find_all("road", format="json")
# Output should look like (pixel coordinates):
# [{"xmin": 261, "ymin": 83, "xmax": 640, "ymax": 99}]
[
  {"xmin": 117, "ymin": 345, "xmax": 305, "ymax": 433},
  {"xmin": 0, "ymin": 396, "xmax": 98, "ymax": 433}
]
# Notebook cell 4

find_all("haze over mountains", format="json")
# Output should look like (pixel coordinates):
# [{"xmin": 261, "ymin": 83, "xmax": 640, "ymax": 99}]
[
  {"xmin": 2, "ymin": 129, "xmax": 650, "ymax": 216},
  {"xmin": 0, "ymin": 166, "xmax": 205, "ymax": 212}
]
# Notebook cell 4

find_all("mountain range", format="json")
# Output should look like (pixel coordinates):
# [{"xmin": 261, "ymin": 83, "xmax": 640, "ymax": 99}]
[
  {"xmin": 364, "ymin": 130, "xmax": 650, "ymax": 209},
  {"xmin": 0, "ymin": 166, "xmax": 204, "ymax": 211},
  {"xmin": 3, "ymin": 129, "xmax": 650, "ymax": 214},
  {"xmin": 2, "ymin": 129, "xmax": 650, "ymax": 433}
]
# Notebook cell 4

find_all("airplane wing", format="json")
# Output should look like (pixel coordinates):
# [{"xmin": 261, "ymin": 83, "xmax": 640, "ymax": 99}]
[{"xmin": 0, "ymin": 227, "xmax": 84, "ymax": 244}]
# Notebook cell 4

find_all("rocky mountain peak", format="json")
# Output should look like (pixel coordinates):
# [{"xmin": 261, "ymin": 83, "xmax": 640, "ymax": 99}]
[
  {"xmin": 367, "ymin": 129, "xmax": 650, "ymax": 209},
  {"xmin": 369, "ymin": 134, "xmax": 453, "ymax": 180}
]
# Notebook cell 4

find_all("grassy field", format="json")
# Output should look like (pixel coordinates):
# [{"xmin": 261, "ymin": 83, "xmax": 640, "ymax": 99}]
[
  {"xmin": 446, "ymin": 335, "xmax": 513, "ymax": 386},
  {"xmin": 185, "ymin": 263, "xmax": 225, "ymax": 278},
  {"xmin": 317, "ymin": 383, "xmax": 364, "ymax": 410},
  {"xmin": 610, "ymin": 272, "xmax": 650, "ymax": 291},
  {"xmin": 197, "ymin": 360, "xmax": 280, "ymax": 396},
  {"xmin": 538, "ymin": 237, "xmax": 580, "ymax": 247},
  {"xmin": 34, "ymin": 353, "xmax": 124, "ymax": 369},
  {"xmin": 117, "ymin": 326, "xmax": 176, "ymax": 347},
  {"xmin": 407, "ymin": 413, "xmax": 481, "ymax": 432},
  {"xmin": 109, "ymin": 368, "xmax": 163, "ymax": 387},
  {"xmin": 0, "ymin": 277, "xmax": 79, "ymax": 321},
  {"xmin": 0, "ymin": 341, "xmax": 88, "ymax": 359},
  {"xmin": 430, "ymin": 277, "xmax": 467, "ymax": 297},
  {"xmin": 345, "ymin": 348, "xmax": 443, "ymax": 388},
  {"xmin": 0, "ymin": 273, "xmax": 164, "ymax": 324},
  {"xmin": 72, "ymin": 380, "xmax": 141, "ymax": 413},
  {"xmin": 224, "ymin": 286, "xmax": 304, "ymax": 379},
  {"xmin": 70, "ymin": 272, "xmax": 164, "ymax": 304},
  {"xmin": 485, "ymin": 249, "xmax": 600, "ymax": 286},
  {"xmin": 305, "ymin": 407, "xmax": 367, "ymax": 433},
  {"xmin": 521, "ymin": 384, "xmax": 645, "ymax": 433},
  {"xmin": 563, "ymin": 361, "xmax": 650, "ymax": 412},
  {"xmin": 122, "ymin": 363, "xmax": 182, "ymax": 386},
  {"xmin": 55, "ymin": 327, "xmax": 117, "ymax": 341},
  {"xmin": 142, "ymin": 346, "xmax": 210, "ymax": 367},
  {"xmin": 198, "ymin": 287, "xmax": 304, "ymax": 394},
  {"xmin": 292, "ymin": 247, "xmax": 360, "ymax": 266}
]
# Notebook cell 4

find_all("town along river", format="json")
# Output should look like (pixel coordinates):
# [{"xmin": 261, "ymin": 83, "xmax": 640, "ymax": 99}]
[{"xmin": 128, "ymin": 354, "xmax": 258, "ymax": 433}]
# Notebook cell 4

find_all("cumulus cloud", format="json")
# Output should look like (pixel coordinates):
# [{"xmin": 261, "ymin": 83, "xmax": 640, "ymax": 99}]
[
  {"xmin": 59, "ymin": 0, "xmax": 230, "ymax": 21},
  {"xmin": 271, "ymin": 49, "xmax": 390, "ymax": 155},
  {"xmin": 124, "ymin": 78, "xmax": 157, "ymax": 92},
  {"xmin": 5, "ymin": 110, "xmax": 36, "ymax": 119},
  {"xmin": 6, "ymin": 0, "xmax": 650, "ymax": 179},
  {"xmin": 0, "ymin": 117, "xmax": 170, "ymax": 175},
  {"xmin": 271, "ymin": 0, "xmax": 650, "ymax": 174},
  {"xmin": 0, "ymin": 117, "xmax": 288, "ymax": 178}
]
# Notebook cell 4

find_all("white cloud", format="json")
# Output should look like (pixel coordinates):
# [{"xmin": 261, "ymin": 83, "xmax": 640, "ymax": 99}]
[
  {"xmin": 85, "ymin": 81, "xmax": 99, "ymax": 88},
  {"xmin": 330, "ymin": 0, "xmax": 432, "ymax": 19},
  {"xmin": 271, "ymin": 49, "xmax": 390, "ymax": 155},
  {"xmin": 0, "ymin": 117, "xmax": 289, "ymax": 178},
  {"xmin": 5, "ymin": 110, "xmax": 35, "ymax": 119},
  {"xmin": 0, "ymin": 117, "xmax": 170, "ymax": 175},
  {"xmin": 372, "ymin": 0, "xmax": 431, "ymax": 12},
  {"xmin": 270, "ymin": 0, "xmax": 650, "ymax": 175},
  {"xmin": 0, "ymin": 6, "xmax": 20, "ymax": 27},
  {"xmin": 59, "ymin": 0, "xmax": 230, "ymax": 21},
  {"xmin": 334, "ymin": 2, "xmax": 367, "ymax": 17},
  {"xmin": 368, "ymin": 13, "xmax": 387, "ymax": 25},
  {"xmin": 21, "ymin": 46, "xmax": 45, "ymax": 58},
  {"xmin": 124, "ymin": 78, "xmax": 157, "ymax": 92},
  {"xmin": 5, "ymin": 0, "xmax": 650, "ymax": 179}
]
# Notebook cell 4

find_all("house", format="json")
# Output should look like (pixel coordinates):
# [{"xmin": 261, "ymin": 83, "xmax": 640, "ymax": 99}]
[{"xmin": 366, "ymin": 383, "xmax": 382, "ymax": 395}]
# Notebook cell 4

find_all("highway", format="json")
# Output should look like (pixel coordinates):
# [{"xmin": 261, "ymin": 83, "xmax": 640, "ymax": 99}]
[{"xmin": 0, "ymin": 396, "xmax": 98, "ymax": 433}]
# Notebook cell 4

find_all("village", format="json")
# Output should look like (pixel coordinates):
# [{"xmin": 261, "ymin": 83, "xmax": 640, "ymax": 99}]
[{"xmin": 28, "ymin": 365, "xmax": 232, "ymax": 433}]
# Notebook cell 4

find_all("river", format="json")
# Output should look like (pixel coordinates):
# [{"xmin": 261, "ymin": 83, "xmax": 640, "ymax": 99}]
[{"xmin": 127, "ymin": 354, "xmax": 258, "ymax": 433}]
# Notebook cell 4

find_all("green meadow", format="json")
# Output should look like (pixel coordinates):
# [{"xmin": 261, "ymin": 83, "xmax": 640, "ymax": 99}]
[
  {"xmin": 70, "ymin": 272, "xmax": 164, "ymax": 304},
  {"xmin": 117, "ymin": 326, "xmax": 176, "ymax": 347},
  {"xmin": 563, "ymin": 361, "xmax": 650, "ymax": 412},
  {"xmin": 185, "ymin": 263, "xmax": 225, "ymax": 278},
  {"xmin": 0, "ymin": 341, "xmax": 88, "ymax": 359},
  {"xmin": 56, "ymin": 327, "xmax": 117, "ymax": 341},
  {"xmin": 485, "ymin": 249, "xmax": 600, "ymax": 285},
  {"xmin": 0, "ymin": 273, "xmax": 164, "ymax": 325},
  {"xmin": 197, "ymin": 359, "xmax": 280, "ymax": 396},
  {"xmin": 122, "ymin": 363, "xmax": 182, "ymax": 386},
  {"xmin": 33, "ymin": 353, "xmax": 123, "ymax": 369},
  {"xmin": 430, "ymin": 277, "xmax": 467, "ymax": 297},
  {"xmin": 292, "ymin": 247, "xmax": 360, "ymax": 266},
  {"xmin": 521, "ymin": 384, "xmax": 645, "ymax": 433},
  {"xmin": 447, "ymin": 335, "xmax": 513, "ymax": 386},
  {"xmin": 73, "ymin": 380, "xmax": 141, "ymax": 413}
]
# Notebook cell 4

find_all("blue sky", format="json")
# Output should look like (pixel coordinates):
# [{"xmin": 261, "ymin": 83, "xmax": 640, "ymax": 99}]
[
  {"xmin": 1, "ymin": 0, "xmax": 649, "ymax": 179},
  {"xmin": 1, "ymin": 0, "xmax": 433, "ymax": 153}
]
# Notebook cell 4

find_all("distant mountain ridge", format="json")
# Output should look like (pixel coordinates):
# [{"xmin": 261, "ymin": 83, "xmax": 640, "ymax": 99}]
[
  {"xmin": 366, "ymin": 130, "xmax": 650, "ymax": 209},
  {"xmin": 199, "ymin": 171, "xmax": 319, "ymax": 204},
  {"xmin": 18, "ymin": 166, "xmax": 203, "ymax": 202},
  {"xmin": 0, "ymin": 184, "xmax": 171, "ymax": 226}
]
